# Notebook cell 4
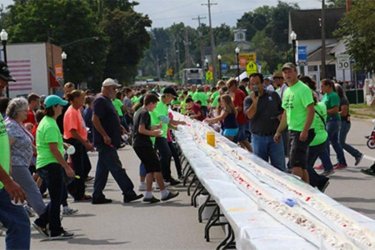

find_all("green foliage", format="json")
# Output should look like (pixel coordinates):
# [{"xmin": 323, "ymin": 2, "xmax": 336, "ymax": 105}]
[
  {"xmin": 335, "ymin": 0, "xmax": 375, "ymax": 72},
  {"xmin": 0, "ymin": 0, "xmax": 150, "ymax": 89},
  {"xmin": 101, "ymin": 8, "xmax": 151, "ymax": 83}
]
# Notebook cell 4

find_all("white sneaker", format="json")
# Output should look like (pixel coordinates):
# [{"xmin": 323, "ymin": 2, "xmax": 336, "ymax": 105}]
[
  {"xmin": 138, "ymin": 182, "xmax": 147, "ymax": 191},
  {"xmin": 62, "ymin": 206, "xmax": 78, "ymax": 216},
  {"xmin": 24, "ymin": 204, "xmax": 36, "ymax": 217},
  {"xmin": 153, "ymin": 181, "xmax": 170, "ymax": 191}
]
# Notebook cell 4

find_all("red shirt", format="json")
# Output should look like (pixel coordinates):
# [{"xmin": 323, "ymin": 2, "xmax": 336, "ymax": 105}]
[
  {"xmin": 189, "ymin": 103, "xmax": 205, "ymax": 121},
  {"xmin": 24, "ymin": 108, "xmax": 36, "ymax": 125},
  {"xmin": 232, "ymin": 89, "xmax": 247, "ymax": 125}
]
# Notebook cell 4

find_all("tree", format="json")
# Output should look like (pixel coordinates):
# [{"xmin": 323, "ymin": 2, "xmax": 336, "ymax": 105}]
[
  {"xmin": 3, "ymin": 0, "xmax": 107, "ymax": 88},
  {"xmin": 1, "ymin": 0, "xmax": 151, "ymax": 88},
  {"xmin": 100, "ymin": 8, "xmax": 151, "ymax": 83},
  {"xmin": 335, "ymin": 0, "xmax": 375, "ymax": 72}
]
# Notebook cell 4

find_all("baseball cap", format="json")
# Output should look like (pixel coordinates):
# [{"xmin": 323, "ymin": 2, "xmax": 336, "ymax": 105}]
[
  {"xmin": 272, "ymin": 71, "xmax": 283, "ymax": 79},
  {"xmin": 281, "ymin": 62, "xmax": 297, "ymax": 71},
  {"xmin": 44, "ymin": 95, "xmax": 68, "ymax": 108},
  {"xmin": 102, "ymin": 78, "xmax": 121, "ymax": 87},
  {"xmin": 0, "ymin": 61, "xmax": 16, "ymax": 82},
  {"xmin": 163, "ymin": 86, "xmax": 178, "ymax": 97}
]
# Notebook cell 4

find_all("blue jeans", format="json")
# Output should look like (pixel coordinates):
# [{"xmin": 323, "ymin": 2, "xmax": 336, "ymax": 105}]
[
  {"xmin": 252, "ymin": 134, "xmax": 286, "ymax": 171},
  {"xmin": 93, "ymin": 144, "xmax": 136, "ymax": 200},
  {"xmin": 326, "ymin": 119, "xmax": 347, "ymax": 165},
  {"xmin": 319, "ymin": 140, "xmax": 334, "ymax": 171},
  {"xmin": 339, "ymin": 121, "xmax": 362, "ymax": 159},
  {"xmin": 0, "ymin": 189, "xmax": 30, "ymax": 249},
  {"xmin": 308, "ymin": 142, "xmax": 329, "ymax": 187},
  {"xmin": 37, "ymin": 163, "xmax": 65, "ymax": 236},
  {"xmin": 65, "ymin": 138, "xmax": 89, "ymax": 200},
  {"xmin": 155, "ymin": 137, "xmax": 172, "ymax": 180}
]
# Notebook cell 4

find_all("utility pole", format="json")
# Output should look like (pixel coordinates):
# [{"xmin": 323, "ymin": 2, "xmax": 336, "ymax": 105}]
[
  {"xmin": 192, "ymin": 15, "xmax": 206, "ymax": 68},
  {"xmin": 321, "ymin": 0, "xmax": 326, "ymax": 79},
  {"xmin": 202, "ymin": 0, "xmax": 217, "ymax": 82},
  {"xmin": 184, "ymin": 28, "xmax": 191, "ymax": 68}
]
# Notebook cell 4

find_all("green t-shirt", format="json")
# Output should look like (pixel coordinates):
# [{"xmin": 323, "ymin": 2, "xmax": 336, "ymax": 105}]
[
  {"xmin": 171, "ymin": 99, "xmax": 180, "ymax": 106},
  {"xmin": 210, "ymin": 91, "xmax": 219, "ymax": 102},
  {"xmin": 282, "ymin": 81, "xmax": 314, "ymax": 131},
  {"xmin": 193, "ymin": 92, "xmax": 208, "ymax": 106},
  {"xmin": 0, "ymin": 114, "xmax": 10, "ymax": 189},
  {"xmin": 112, "ymin": 98, "xmax": 123, "ymax": 117},
  {"xmin": 36, "ymin": 116, "xmax": 64, "ymax": 169},
  {"xmin": 180, "ymin": 100, "xmax": 187, "ymax": 114},
  {"xmin": 211, "ymin": 94, "xmax": 220, "ymax": 108},
  {"xmin": 150, "ymin": 100, "xmax": 169, "ymax": 138},
  {"xmin": 310, "ymin": 102, "xmax": 328, "ymax": 146},
  {"xmin": 321, "ymin": 92, "xmax": 340, "ymax": 120},
  {"xmin": 131, "ymin": 96, "xmax": 141, "ymax": 105}
]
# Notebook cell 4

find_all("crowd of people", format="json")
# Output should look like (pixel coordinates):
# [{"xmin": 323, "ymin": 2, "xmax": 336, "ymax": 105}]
[{"xmin": 0, "ymin": 58, "xmax": 373, "ymax": 249}]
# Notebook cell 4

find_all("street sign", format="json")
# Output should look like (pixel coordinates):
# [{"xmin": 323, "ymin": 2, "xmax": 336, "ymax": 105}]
[
  {"xmin": 221, "ymin": 63, "xmax": 228, "ymax": 72},
  {"xmin": 297, "ymin": 46, "xmax": 307, "ymax": 64},
  {"xmin": 239, "ymin": 53, "xmax": 257, "ymax": 69},
  {"xmin": 246, "ymin": 61, "xmax": 258, "ymax": 75},
  {"xmin": 337, "ymin": 54, "xmax": 350, "ymax": 70},
  {"xmin": 55, "ymin": 64, "xmax": 63, "ymax": 79}
]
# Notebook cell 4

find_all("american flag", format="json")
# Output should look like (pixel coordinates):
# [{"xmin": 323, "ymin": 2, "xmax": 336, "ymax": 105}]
[{"xmin": 7, "ymin": 60, "xmax": 32, "ymax": 91}]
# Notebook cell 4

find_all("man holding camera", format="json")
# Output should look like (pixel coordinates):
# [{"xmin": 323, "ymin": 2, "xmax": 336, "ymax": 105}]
[{"xmin": 244, "ymin": 73, "xmax": 286, "ymax": 171}]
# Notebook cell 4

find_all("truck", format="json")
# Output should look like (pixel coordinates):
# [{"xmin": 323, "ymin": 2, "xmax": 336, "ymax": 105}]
[
  {"xmin": 4, "ymin": 42, "xmax": 63, "ymax": 98},
  {"xmin": 182, "ymin": 68, "xmax": 203, "ymax": 85}
]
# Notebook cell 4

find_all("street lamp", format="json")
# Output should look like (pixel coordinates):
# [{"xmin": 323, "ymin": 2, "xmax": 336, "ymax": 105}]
[
  {"xmin": 61, "ymin": 51, "xmax": 67, "ymax": 60},
  {"xmin": 217, "ymin": 54, "xmax": 222, "ymax": 80},
  {"xmin": 290, "ymin": 31, "xmax": 297, "ymax": 65},
  {"xmin": 205, "ymin": 58, "xmax": 209, "ymax": 71},
  {"xmin": 61, "ymin": 51, "xmax": 67, "ymax": 82},
  {"xmin": 1, "ymin": 29, "xmax": 9, "ymax": 97},
  {"xmin": 235, "ymin": 47, "xmax": 240, "ymax": 80}
]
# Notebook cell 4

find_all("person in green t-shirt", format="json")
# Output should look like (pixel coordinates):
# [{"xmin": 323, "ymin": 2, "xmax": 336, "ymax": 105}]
[
  {"xmin": 274, "ymin": 63, "xmax": 315, "ymax": 183},
  {"xmin": 193, "ymin": 86, "xmax": 208, "ymax": 116},
  {"xmin": 112, "ymin": 91, "xmax": 124, "ymax": 117},
  {"xmin": 0, "ymin": 61, "xmax": 31, "ymax": 249},
  {"xmin": 306, "ymin": 100, "xmax": 330, "ymax": 192},
  {"xmin": 36, "ymin": 95, "xmax": 75, "ymax": 239},
  {"xmin": 321, "ymin": 79, "xmax": 347, "ymax": 169},
  {"xmin": 149, "ymin": 87, "xmax": 186, "ymax": 185},
  {"xmin": 112, "ymin": 91, "xmax": 129, "ymax": 134},
  {"xmin": 178, "ymin": 90, "xmax": 188, "ymax": 115}
]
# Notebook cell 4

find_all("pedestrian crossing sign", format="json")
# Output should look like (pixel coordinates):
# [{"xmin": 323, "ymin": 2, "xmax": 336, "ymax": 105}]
[
  {"xmin": 246, "ymin": 61, "xmax": 258, "ymax": 75},
  {"xmin": 206, "ymin": 71, "xmax": 213, "ymax": 81}
]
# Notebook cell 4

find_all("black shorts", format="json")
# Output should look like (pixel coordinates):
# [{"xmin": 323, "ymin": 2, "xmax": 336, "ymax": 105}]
[
  {"xmin": 289, "ymin": 129, "xmax": 315, "ymax": 169},
  {"xmin": 133, "ymin": 146, "xmax": 161, "ymax": 174}
]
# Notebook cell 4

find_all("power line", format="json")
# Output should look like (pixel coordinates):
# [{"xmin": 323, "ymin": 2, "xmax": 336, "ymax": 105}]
[{"xmin": 192, "ymin": 15, "xmax": 206, "ymax": 27}]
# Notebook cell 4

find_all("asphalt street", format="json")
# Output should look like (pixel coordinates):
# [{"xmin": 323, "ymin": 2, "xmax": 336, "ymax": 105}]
[{"xmin": 0, "ymin": 118, "xmax": 374, "ymax": 250}]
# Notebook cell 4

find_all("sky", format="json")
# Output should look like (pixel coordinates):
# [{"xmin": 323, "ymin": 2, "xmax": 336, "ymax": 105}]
[
  {"xmin": 2, "ymin": 0, "xmax": 322, "ymax": 28},
  {"xmin": 134, "ymin": 0, "xmax": 322, "ymax": 28}
]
